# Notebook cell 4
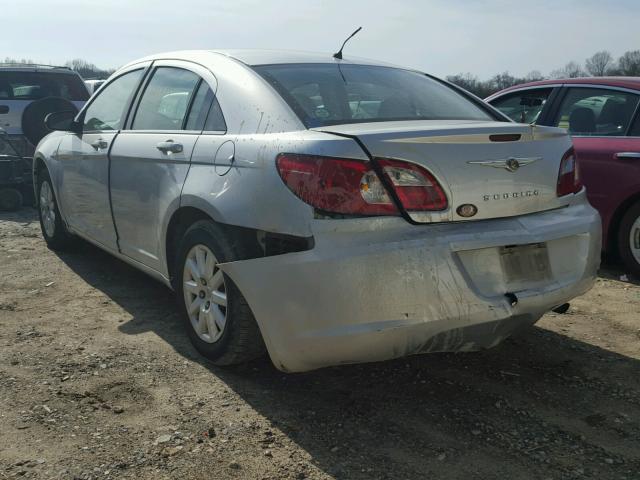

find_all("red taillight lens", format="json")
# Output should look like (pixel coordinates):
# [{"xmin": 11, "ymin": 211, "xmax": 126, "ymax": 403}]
[
  {"xmin": 276, "ymin": 154, "xmax": 448, "ymax": 216},
  {"xmin": 276, "ymin": 154, "xmax": 398, "ymax": 215},
  {"xmin": 377, "ymin": 158, "xmax": 448, "ymax": 211},
  {"xmin": 557, "ymin": 147, "xmax": 582, "ymax": 196}
]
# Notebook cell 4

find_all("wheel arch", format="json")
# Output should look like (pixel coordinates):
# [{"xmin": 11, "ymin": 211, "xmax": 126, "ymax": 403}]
[
  {"xmin": 163, "ymin": 204, "xmax": 264, "ymax": 290},
  {"xmin": 165, "ymin": 206, "xmax": 213, "ymax": 289},
  {"xmin": 32, "ymin": 155, "xmax": 48, "ymax": 190}
]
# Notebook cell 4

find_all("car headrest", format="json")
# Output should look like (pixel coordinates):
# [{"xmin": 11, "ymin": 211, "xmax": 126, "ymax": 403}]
[{"xmin": 568, "ymin": 107, "xmax": 596, "ymax": 134}]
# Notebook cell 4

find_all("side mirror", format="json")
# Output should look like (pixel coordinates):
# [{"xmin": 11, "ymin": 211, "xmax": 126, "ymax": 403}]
[{"xmin": 45, "ymin": 111, "xmax": 81, "ymax": 134}]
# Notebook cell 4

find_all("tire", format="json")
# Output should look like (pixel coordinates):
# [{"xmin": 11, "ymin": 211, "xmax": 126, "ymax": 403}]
[
  {"xmin": 22, "ymin": 97, "xmax": 78, "ymax": 147},
  {"xmin": 175, "ymin": 220, "xmax": 266, "ymax": 365},
  {"xmin": 617, "ymin": 200, "xmax": 640, "ymax": 278},
  {"xmin": 36, "ymin": 169, "xmax": 75, "ymax": 251},
  {"xmin": 0, "ymin": 188, "xmax": 23, "ymax": 211}
]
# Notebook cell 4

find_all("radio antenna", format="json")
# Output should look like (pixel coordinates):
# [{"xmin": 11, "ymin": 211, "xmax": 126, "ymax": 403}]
[{"xmin": 333, "ymin": 27, "xmax": 363, "ymax": 60}]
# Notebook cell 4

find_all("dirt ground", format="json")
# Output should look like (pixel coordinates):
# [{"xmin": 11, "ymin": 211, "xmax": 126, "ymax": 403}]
[{"xmin": 0, "ymin": 207, "xmax": 639, "ymax": 480}]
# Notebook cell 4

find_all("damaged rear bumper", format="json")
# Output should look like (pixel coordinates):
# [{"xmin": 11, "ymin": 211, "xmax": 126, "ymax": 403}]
[{"xmin": 220, "ymin": 193, "xmax": 601, "ymax": 372}]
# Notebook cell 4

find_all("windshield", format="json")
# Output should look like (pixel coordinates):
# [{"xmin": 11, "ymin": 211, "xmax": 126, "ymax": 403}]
[
  {"xmin": 0, "ymin": 71, "xmax": 89, "ymax": 101},
  {"xmin": 254, "ymin": 63, "xmax": 495, "ymax": 127}
]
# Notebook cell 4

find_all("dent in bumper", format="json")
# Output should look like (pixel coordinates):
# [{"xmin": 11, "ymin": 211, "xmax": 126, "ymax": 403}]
[{"xmin": 220, "ymin": 199, "xmax": 601, "ymax": 372}]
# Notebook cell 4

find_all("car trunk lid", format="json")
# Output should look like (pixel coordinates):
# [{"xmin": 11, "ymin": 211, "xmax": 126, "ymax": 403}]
[{"xmin": 316, "ymin": 120, "xmax": 574, "ymax": 223}]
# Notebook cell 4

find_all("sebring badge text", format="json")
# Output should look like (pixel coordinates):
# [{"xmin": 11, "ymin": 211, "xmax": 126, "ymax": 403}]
[{"xmin": 483, "ymin": 190, "xmax": 539, "ymax": 201}]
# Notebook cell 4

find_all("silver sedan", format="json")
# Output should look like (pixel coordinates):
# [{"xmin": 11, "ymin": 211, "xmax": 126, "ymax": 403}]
[{"xmin": 34, "ymin": 50, "xmax": 601, "ymax": 372}]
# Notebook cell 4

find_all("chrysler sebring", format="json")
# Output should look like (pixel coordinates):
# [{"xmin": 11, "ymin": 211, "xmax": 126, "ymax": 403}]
[{"xmin": 34, "ymin": 50, "xmax": 601, "ymax": 372}]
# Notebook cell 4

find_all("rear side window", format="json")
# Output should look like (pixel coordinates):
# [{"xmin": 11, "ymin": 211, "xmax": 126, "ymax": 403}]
[
  {"xmin": 254, "ymin": 64, "xmax": 494, "ymax": 127},
  {"xmin": 183, "ymin": 81, "xmax": 226, "ymax": 132},
  {"xmin": 0, "ymin": 71, "xmax": 88, "ymax": 101},
  {"xmin": 204, "ymin": 98, "xmax": 226, "ymax": 131},
  {"xmin": 83, "ymin": 69, "xmax": 144, "ymax": 132},
  {"xmin": 132, "ymin": 67, "xmax": 200, "ymax": 131},
  {"xmin": 554, "ymin": 87, "xmax": 640, "ymax": 136},
  {"xmin": 185, "ymin": 81, "xmax": 213, "ymax": 130},
  {"xmin": 490, "ymin": 88, "xmax": 553, "ymax": 124}
]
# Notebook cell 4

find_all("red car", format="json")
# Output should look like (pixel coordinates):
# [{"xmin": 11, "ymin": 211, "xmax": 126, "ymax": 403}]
[{"xmin": 487, "ymin": 77, "xmax": 640, "ymax": 276}]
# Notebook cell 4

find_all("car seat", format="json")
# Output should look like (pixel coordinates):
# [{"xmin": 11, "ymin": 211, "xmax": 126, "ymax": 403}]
[{"xmin": 568, "ymin": 107, "xmax": 596, "ymax": 134}]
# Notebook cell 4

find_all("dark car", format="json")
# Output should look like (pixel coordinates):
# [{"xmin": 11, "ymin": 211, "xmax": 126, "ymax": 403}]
[
  {"xmin": 0, "ymin": 64, "xmax": 89, "ymax": 206},
  {"xmin": 0, "ymin": 64, "xmax": 89, "ymax": 155},
  {"xmin": 487, "ymin": 77, "xmax": 640, "ymax": 276},
  {"xmin": 0, "ymin": 128, "xmax": 30, "ymax": 210}
]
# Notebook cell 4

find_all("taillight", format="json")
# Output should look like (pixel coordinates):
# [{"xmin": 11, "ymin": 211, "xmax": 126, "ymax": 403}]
[
  {"xmin": 376, "ymin": 158, "xmax": 448, "ymax": 211},
  {"xmin": 276, "ymin": 154, "xmax": 398, "ymax": 215},
  {"xmin": 557, "ymin": 147, "xmax": 582, "ymax": 196},
  {"xmin": 276, "ymin": 154, "xmax": 447, "ymax": 216}
]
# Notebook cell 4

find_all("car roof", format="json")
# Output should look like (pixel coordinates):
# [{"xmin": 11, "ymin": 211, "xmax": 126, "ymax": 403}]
[
  {"xmin": 212, "ymin": 49, "xmax": 398, "ymax": 67},
  {"xmin": 125, "ymin": 49, "xmax": 401, "ymax": 70},
  {"xmin": 491, "ymin": 76, "xmax": 640, "ymax": 97},
  {"xmin": 0, "ymin": 64, "xmax": 77, "ymax": 74}
]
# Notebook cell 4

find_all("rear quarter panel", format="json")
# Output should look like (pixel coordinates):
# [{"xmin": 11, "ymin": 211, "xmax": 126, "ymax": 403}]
[{"xmin": 180, "ymin": 130, "xmax": 368, "ymax": 238}]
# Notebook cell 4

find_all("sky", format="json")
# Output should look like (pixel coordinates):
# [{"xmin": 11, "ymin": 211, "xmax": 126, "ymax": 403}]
[{"xmin": 2, "ymin": 0, "xmax": 638, "ymax": 79}]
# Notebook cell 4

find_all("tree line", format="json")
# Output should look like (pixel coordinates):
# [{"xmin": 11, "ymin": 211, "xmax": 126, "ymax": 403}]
[
  {"xmin": 2, "ymin": 57, "xmax": 115, "ymax": 79},
  {"xmin": 446, "ymin": 50, "xmax": 640, "ymax": 98},
  {"xmin": 4, "ymin": 49, "xmax": 640, "ymax": 97}
]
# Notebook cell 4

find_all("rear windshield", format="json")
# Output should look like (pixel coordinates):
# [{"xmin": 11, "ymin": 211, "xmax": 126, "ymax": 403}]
[
  {"xmin": 254, "ymin": 63, "xmax": 494, "ymax": 127},
  {"xmin": 0, "ymin": 71, "xmax": 89, "ymax": 101}
]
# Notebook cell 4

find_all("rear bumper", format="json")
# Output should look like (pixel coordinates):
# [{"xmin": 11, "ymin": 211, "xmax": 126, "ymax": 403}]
[{"xmin": 221, "ymin": 192, "xmax": 601, "ymax": 372}]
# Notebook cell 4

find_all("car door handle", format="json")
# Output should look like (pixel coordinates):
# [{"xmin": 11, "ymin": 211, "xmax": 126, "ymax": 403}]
[
  {"xmin": 90, "ymin": 139, "xmax": 108, "ymax": 150},
  {"xmin": 614, "ymin": 152, "xmax": 640, "ymax": 160},
  {"xmin": 156, "ymin": 140, "xmax": 183, "ymax": 154}
]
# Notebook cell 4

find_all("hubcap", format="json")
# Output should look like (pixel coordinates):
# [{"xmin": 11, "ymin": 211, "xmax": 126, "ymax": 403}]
[
  {"xmin": 39, "ymin": 181, "xmax": 56, "ymax": 238},
  {"xmin": 182, "ymin": 244, "xmax": 227, "ymax": 343},
  {"xmin": 630, "ymin": 215, "xmax": 640, "ymax": 265}
]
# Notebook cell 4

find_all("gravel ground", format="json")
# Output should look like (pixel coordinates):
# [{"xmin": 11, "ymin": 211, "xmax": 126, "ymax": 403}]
[{"xmin": 1, "ymin": 208, "xmax": 639, "ymax": 480}]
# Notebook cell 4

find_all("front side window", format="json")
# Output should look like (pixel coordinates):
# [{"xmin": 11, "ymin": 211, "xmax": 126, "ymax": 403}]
[
  {"xmin": 132, "ymin": 67, "xmax": 200, "ymax": 130},
  {"xmin": 254, "ymin": 64, "xmax": 494, "ymax": 127},
  {"xmin": 83, "ymin": 69, "xmax": 143, "ymax": 131},
  {"xmin": 490, "ymin": 88, "xmax": 552, "ymax": 124},
  {"xmin": 554, "ymin": 87, "xmax": 640, "ymax": 136}
]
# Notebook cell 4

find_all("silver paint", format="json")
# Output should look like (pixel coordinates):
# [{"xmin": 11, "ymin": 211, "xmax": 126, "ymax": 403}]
[{"xmin": 33, "ymin": 50, "xmax": 602, "ymax": 372}]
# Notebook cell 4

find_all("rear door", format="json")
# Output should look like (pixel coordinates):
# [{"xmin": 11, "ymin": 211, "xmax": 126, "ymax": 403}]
[
  {"xmin": 109, "ymin": 61, "xmax": 217, "ymax": 273},
  {"xmin": 57, "ymin": 66, "xmax": 146, "ymax": 249},
  {"xmin": 549, "ymin": 85, "xmax": 640, "ymax": 238}
]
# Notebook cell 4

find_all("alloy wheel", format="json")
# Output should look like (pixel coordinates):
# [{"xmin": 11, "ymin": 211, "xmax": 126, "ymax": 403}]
[{"xmin": 182, "ymin": 244, "xmax": 227, "ymax": 343}]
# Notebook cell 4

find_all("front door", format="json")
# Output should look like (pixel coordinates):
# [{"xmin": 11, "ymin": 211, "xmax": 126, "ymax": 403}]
[{"xmin": 57, "ymin": 67, "xmax": 146, "ymax": 249}]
